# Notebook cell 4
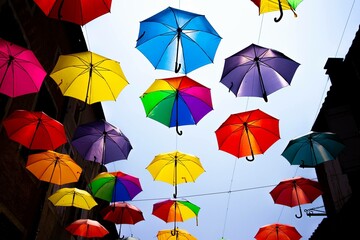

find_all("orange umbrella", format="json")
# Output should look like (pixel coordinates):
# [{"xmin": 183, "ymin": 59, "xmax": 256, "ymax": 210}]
[
  {"xmin": 26, "ymin": 150, "xmax": 82, "ymax": 185},
  {"xmin": 65, "ymin": 219, "xmax": 109, "ymax": 238},
  {"xmin": 254, "ymin": 223, "xmax": 302, "ymax": 240}
]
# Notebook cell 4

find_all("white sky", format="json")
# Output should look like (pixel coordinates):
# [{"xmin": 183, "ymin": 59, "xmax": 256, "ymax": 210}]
[{"xmin": 83, "ymin": 0, "xmax": 360, "ymax": 239}]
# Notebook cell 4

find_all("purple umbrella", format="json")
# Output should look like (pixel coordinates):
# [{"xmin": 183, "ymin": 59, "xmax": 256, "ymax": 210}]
[
  {"xmin": 71, "ymin": 119, "xmax": 132, "ymax": 165},
  {"xmin": 220, "ymin": 43, "xmax": 300, "ymax": 102}
]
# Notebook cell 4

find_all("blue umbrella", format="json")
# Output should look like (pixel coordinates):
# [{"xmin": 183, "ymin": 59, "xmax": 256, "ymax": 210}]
[{"xmin": 135, "ymin": 7, "xmax": 222, "ymax": 74}]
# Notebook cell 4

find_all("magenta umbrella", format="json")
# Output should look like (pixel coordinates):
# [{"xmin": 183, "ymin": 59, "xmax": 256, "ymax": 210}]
[{"xmin": 0, "ymin": 38, "xmax": 46, "ymax": 98}]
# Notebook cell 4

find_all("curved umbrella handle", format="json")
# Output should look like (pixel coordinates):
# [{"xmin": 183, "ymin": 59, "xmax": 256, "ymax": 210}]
[
  {"xmin": 295, "ymin": 204, "xmax": 303, "ymax": 218},
  {"xmin": 176, "ymin": 124, "xmax": 183, "ymax": 135},
  {"xmin": 274, "ymin": 0, "xmax": 284, "ymax": 22},
  {"xmin": 175, "ymin": 62, "xmax": 182, "ymax": 73},
  {"xmin": 244, "ymin": 122, "xmax": 255, "ymax": 161},
  {"xmin": 246, "ymin": 153, "xmax": 255, "ymax": 161}
]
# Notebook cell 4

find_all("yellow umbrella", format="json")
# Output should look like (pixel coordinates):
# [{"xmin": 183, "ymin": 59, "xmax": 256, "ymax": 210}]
[
  {"xmin": 146, "ymin": 150, "xmax": 205, "ymax": 198},
  {"xmin": 48, "ymin": 187, "xmax": 97, "ymax": 210},
  {"xmin": 26, "ymin": 150, "xmax": 82, "ymax": 185},
  {"xmin": 251, "ymin": 0, "xmax": 302, "ymax": 22},
  {"xmin": 157, "ymin": 228, "xmax": 197, "ymax": 240},
  {"xmin": 50, "ymin": 51, "xmax": 128, "ymax": 105}
]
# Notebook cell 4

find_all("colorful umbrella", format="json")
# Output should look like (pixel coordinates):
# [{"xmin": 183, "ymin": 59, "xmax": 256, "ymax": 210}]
[
  {"xmin": 136, "ymin": 7, "xmax": 222, "ymax": 74},
  {"xmin": 100, "ymin": 202, "xmax": 144, "ymax": 238},
  {"xmin": 71, "ymin": 119, "xmax": 132, "ymax": 165},
  {"xmin": 146, "ymin": 150, "xmax": 205, "ymax": 198},
  {"xmin": 270, "ymin": 176, "xmax": 323, "ymax": 218},
  {"xmin": 254, "ymin": 223, "xmax": 302, "ymax": 240},
  {"xmin": 140, "ymin": 76, "xmax": 213, "ymax": 135},
  {"xmin": 48, "ymin": 187, "xmax": 97, "ymax": 210},
  {"xmin": 34, "ymin": 0, "xmax": 112, "ymax": 26},
  {"xmin": 215, "ymin": 109, "xmax": 280, "ymax": 161},
  {"xmin": 281, "ymin": 131, "xmax": 345, "ymax": 167},
  {"xmin": 251, "ymin": 0, "xmax": 303, "ymax": 22},
  {"xmin": 157, "ymin": 228, "xmax": 197, "ymax": 240},
  {"xmin": 65, "ymin": 219, "xmax": 109, "ymax": 238},
  {"xmin": 89, "ymin": 171, "xmax": 142, "ymax": 202},
  {"xmin": 2, "ymin": 110, "xmax": 67, "ymax": 150},
  {"xmin": 0, "ymin": 38, "xmax": 46, "ymax": 97},
  {"xmin": 26, "ymin": 150, "xmax": 82, "ymax": 185},
  {"xmin": 220, "ymin": 43, "xmax": 300, "ymax": 102},
  {"xmin": 50, "ymin": 51, "xmax": 128, "ymax": 107}
]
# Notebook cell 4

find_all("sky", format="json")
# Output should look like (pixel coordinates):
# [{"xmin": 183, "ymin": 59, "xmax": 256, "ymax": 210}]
[{"xmin": 82, "ymin": 1, "xmax": 360, "ymax": 239}]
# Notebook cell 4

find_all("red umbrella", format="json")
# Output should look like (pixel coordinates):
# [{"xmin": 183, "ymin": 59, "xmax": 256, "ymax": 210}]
[
  {"xmin": 2, "ymin": 110, "xmax": 67, "ymax": 150},
  {"xmin": 254, "ymin": 223, "xmax": 302, "ymax": 240},
  {"xmin": 215, "ymin": 109, "xmax": 280, "ymax": 161},
  {"xmin": 65, "ymin": 219, "xmax": 109, "ymax": 238},
  {"xmin": 34, "ymin": 0, "xmax": 112, "ymax": 26},
  {"xmin": 270, "ymin": 176, "xmax": 323, "ymax": 218}
]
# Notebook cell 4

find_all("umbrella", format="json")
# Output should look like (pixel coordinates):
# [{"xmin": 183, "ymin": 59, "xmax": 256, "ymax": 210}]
[
  {"xmin": 65, "ymin": 219, "xmax": 109, "ymax": 238},
  {"xmin": 2, "ymin": 109, "xmax": 67, "ymax": 150},
  {"xmin": 135, "ymin": 7, "xmax": 222, "ymax": 74},
  {"xmin": 215, "ymin": 109, "xmax": 280, "ymax": 161},
  {"xmin": 140, "ymin": 76, "xmax": 213, "ymax": 135},
  {"xmin": 50, "ymin": 51, "xmax": 128, "ymax": 108},
  {"xmin": 153, "ymin": 199, "xmax": 200, "ymax": 234},
  {"xmin": 48, "ymin": 187, "xmax": 97, "ymax": 210},
  {"xmin": 254, "ymin": 223, "xmax": 302, "ymax": 240},
  {"xmin": 71, "ymin": 119, "xmax": 133, "ymax": 165},
  {"xmin": 251, "ymin": 0, "xmax": 303, "ymax": 22},
  {"xmin": 0, "ymin": 38, "xmax": 46, "ymax": 98},
  {"xmin": 157, "ymin": 228, "xmax": 197, "ymax": 240},
  {"xmin": 146, "ymin": 150, "xmax": 205, "ymax": 198},
  {"xmin": 89, "ymin": 171, "xmax": 142, "ymax": 202},
  {"xmin": 26, "ymin": 150, "xmax": 82, "ymax": 185},
  {"xmin": 281, "ymin": 131, "xmax": 345, "ymax": 168},
  {"xmin": 34, "ymin": 0, "xmax": 112, "ymax": 26},
  {"xmin": 100, "ymin": 202, "xmax": 144, "ymax": 238},
  {"xmin": 270, "ymin": 176, "xmax": 323, "ymax": 218},
  {"xmin": 220, "ymin": 43, "xmax": 300, "ymax": 102}
]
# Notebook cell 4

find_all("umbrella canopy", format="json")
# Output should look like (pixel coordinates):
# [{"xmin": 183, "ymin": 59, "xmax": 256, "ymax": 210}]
[
  {"xmin": 254, "ymin": 223, "xmax": 302, "ymax": 240},
  {"xmin": 146, "ymin": 150, "xmax": 205, "ymax": 198},
  {"xmin": 136, "ymin": 7, "xmax": 222, "ymax": 74},
  {"xmin": 71, "ymin": 119, "xmax": 132, "ymax": 165},
  {"xmin": 0, "ymin": 38, "xmax": 46, "ymax": 98},
  {"xmin": 270, "ymin": 176, "xmax": 323, "ymax": 218},
  {"xmin": 26, "ymin": 150, "xmax": 82, "ymax": 185},
  {"xmin": 251, "ymin": 0, "xmax": 303, "ymax": 22},
  {"xmin": 65, "ymin": 219, "xmax": 109, "ymax": 238},
  {"xmin": 48, "ymin": 187, "xmax": 97, "ymax": 210},
  {"xmin": 157, "ymin": 228, "xmax": 197, "ymax": 240},
  {"xmin": 89, "ymin": 171, "xmax": 142, "ymax": 202},
  {"xmin": 140, "ymin": 76, "xmax": 213, "ymax": 135},
  {"xmin": 215, "ymin": 109, "xmax": 280, "ymax": 161},
  {"xmin": 220, "ymin": 43, "xmax": 300, "ymax": 102},
  {"xmin": 34, "ymin": 0, "xmax": 112, "ymax": 26},
  {"xmin": 50, "ymin": 51, "xmax": 128, "ymax": 106},
  {"xmin": 281, "ymin": 131, "xmax": 345, "ymax": 167},
  {"xmin": 2, "ymin": 109, "xmax": 67, "ymax": 150}
]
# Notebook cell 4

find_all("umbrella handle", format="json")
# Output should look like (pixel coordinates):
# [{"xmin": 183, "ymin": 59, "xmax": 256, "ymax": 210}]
[
  {"xmin": 274, "ymin": 0, "xmax": 284, "ymax": 22},
  {"xmin": 295, "ymin": 205, "xmax": 303, "ymax": 218},
  {"xmin": 175, "ymin": 62, "xmax": 181, "ymax": 73},
  {"xmin": 246, "ymin": 154, "xmax": 255, "ymax": 161},
  {"xmin": 176, "ymin": 124, "xmax": 183, "ymax": 136}
]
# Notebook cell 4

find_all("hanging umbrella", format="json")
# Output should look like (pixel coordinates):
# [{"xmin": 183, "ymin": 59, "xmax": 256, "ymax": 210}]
[
  {"xmin": 251, "ymin": 0, "xmax": 303, "ymax": 22},
  {"xmin": 0, "ymin": 38, "xmax": 46, "ymax": 98},
  {"xmin": 254, "ymin": 223, "xmax": 302, "ymax": 240},
  {"xmin": 220, "ymin": 43, "xmax": 300, "ymax": 102},
  {"xmin": 100, "ymin": 202, "xmax": 144, "ymax": 238},
  {"xmin": 135, "ymin": 7, "xmax": 222, "ymax": 74},
  {"xmin": 153, "ymin": 199, "xmax": 200, "ymax": 234},
  {"xmin": 281, "ymin": 131, "xmax": 345, "ymax": 168},
  {"xmin": 140, "ymin": 76, "xmax": 213, "ymax": 135},
  {"xmin": 89, "ymin": 171, "xmax": 142, "ymax": 202},
  {"xmin": 26, "ymin": 150, "xmax": 82, "ymax": 185},
  {"xmin": 71, "ymin": 119, "xmax": 132, "ymax": 165},
  {"xmin": 270, "ymin": 176, "xmax": 323, "ymax": 218},
  {"xmin": 48, "ymin": 187, "xmax": 97, "ymax": 210},
  {"xmin": 65, "ymin": 219, "xmax": 109, "ymax": 238},
  {"xmin": 215, "ymin": 109, "xmax": 280, "ymax": 161},
  {"xmin": 2, "ymin": 109, "xmax": 67, "ymax": 150},
  {"xmin": 34, "ymin": 0, "xmax": 112, "ymax": 26},
  {"xmin": 50, "ymin": 51, "xmax": 128, "ymax": 108},
  {"xmin": 146, "ymin": 150, "xmax": 205, "ymax": 198},
  {"xmin": 157, "ymin": 228, "xmax": 197, "ymax": 240}
]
